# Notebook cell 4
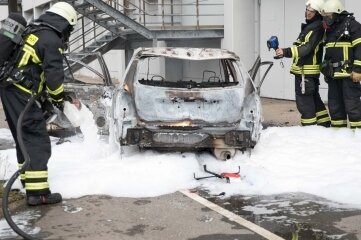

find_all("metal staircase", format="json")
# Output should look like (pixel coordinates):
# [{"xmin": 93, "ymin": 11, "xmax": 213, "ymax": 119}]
[{"xmin": 64, "ymin": 0, "xmax": 224, "ymax": 66}]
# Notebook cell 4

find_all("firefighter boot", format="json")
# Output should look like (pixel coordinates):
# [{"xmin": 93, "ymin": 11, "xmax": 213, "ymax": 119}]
[{"xmin": 27, "ymin": 193, "xmax": 62, "ymax": 206}]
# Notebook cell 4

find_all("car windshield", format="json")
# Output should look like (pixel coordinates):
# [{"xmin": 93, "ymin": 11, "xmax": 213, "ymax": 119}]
[{"xmin": 137, "ymin": 56, "xmax": 239, "ymax": 88}]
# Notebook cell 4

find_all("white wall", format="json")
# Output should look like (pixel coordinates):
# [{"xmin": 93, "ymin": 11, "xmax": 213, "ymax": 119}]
[
  {"xmin": 222, "ymin": 0, "xmax": 258, "ymax": 70},
  {"xmin": 0, "ymin": 6, "xmax": 8, "ymax": 20},
  {"xmin": 260, "ymin": 0, "xmax": 361, "ymax": 100}
]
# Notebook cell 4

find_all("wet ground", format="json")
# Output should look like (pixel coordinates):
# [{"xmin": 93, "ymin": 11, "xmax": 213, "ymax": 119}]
[{"xmin": 201, "ymin": 190, "xmax": 361, "ymax": 240}]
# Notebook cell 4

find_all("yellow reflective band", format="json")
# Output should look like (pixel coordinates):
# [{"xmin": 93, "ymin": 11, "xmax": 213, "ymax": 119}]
[
  {"xmin": 47, "ymin": 84, "xmax": 64, "ymax": 96},
  {"xmin": 18, "ymin": 52, "xmax": 31, "ymax": 67},
  {"xmin": 301, "ymin": 117, "xmax": 317, "ymax": 124},
  {"xmin": 313, "ymin": 44, "xmax": 320, "ymax": 65},
  {"xmin": 20, "ymin": 174, "xmax": 26, "ymax": 180},
  {"xmin": 349, "ymin": 121, "xmax": 361, "ymax": 127},
  {"xmin": 317, "ymin": 117, "xmax": 331, "ymax": 124},
  {"xmin": 331, "ymin": 119, "xmax": 348, "ymax": 125},
  {"xmin": 23, "ymin": 44, "xmax": 41, "ymax": 64},
  {"xmin": 25, "ymin": 182, "xmax": 49, "ymax": 190},
  {"xmin": 326, "ymin": 42, "xmax": 352, "ymax": 48},
  {"xmin": 334, "ymin": 72, "xmax": 351, "ymax": 77},
  {"xmin": 291, "ymin": 65, "xmax": 320, "ymax": 73},
  {"xmin": 354, "ymin": 60, "xmax": 361, "ymax": 66},
  {"xmin": 352, "ymin": 38, "xmax": 361, "ymax": 47},
  {"xmin": 344, "ymin": 46, "xmax": 348, "ymax": 61},
  {"xmin": 26, "ymin": 34, "xmax": 39, "ymax": 46},
  {"xmin": 316, "ymin": 110, "xmax": 328, "ymax": 117},
  {"xmin": 291, "ymin": 46, "xmax": 298, "ymax": 59},
  {"xmin": 18, "ymin": 163, "xmax": 23, "ymax": 168},
  {"xmin": 58, "ymin": 48, "xmax": 63, "ymax": 54},
  {"xmin": 25, "ymin": 171, "xmax": 48, "ymax": 179},
  {"xmin": 304, "ymin": 31, "xmax": 312, "ymax": 43},
  {"xmin": 38, "ymin": 72, "xmax": 45, "ymax": 93},
  {"xmin": 14, "ymin": 83, "xmax": 32, "ymax": 94},
  {"xmin": 291, "ymin": 65, "xmax": 320, "ymax": 70}
]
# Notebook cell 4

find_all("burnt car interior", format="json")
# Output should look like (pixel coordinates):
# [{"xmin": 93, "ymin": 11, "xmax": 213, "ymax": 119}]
[
  {"xmin": 137, "ymin": 56, "xmax": 239, "ymax": 89},
  {"xmin": 46, "ymin": 52, "xmax": 114, "ymax": 137}
]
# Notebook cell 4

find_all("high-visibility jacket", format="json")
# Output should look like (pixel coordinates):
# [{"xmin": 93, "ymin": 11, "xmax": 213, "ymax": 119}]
[
  {"xmin": 13, "ymin": 13, "xmax": 68, "ymax": 104},
  {"xmin": 283, "ymin": 16, "xmax": 324, "ymax": 77},
  {"xmin": 324, "ymin": 12, "xmax": 361, "ymax": 79}
]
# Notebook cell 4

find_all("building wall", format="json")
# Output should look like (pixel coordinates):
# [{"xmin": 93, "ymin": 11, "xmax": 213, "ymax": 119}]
[
  {"xmin": 222, "ymin": 0, "xmax": 259, "ymax": 71},
  {"xmin": 0, "ymin": 5, "xmax": 8, "ymax": 20},
  {"xmin": 18, "ymin": 0, "xmax": 361, "ymax": 99}
]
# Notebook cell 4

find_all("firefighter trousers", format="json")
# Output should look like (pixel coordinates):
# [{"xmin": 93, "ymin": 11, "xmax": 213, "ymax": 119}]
[
  {"xmin": 327, "ymin": 77, "xmax": 361, "ymax": 128},
  {"xmin": 295, "ymin": 75, "xmax": 331, "ymax": 127},
  {"xmin": 0, "ymin": 85, "xmax": 51, "ymax": 196}
]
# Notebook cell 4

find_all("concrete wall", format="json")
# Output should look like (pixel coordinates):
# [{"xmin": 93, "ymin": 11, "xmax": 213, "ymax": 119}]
[
  {"xmin": 222, "ymin": 0, "xmax": 258, "ymax": 71},
  {"xmin": 0, "ymin": 5, "xmax": 8, "ymax": 20}
]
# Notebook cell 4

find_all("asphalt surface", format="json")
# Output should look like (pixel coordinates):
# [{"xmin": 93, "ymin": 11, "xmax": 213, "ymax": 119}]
[{"xmin": 1, "ymin": 98, "xmax": 361, "ymax": 240}]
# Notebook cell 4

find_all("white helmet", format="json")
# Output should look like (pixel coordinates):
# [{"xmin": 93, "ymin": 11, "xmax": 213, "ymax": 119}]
[
  {"xmin": 321, "ymin": 0, "xmax": 344, "ymax": 15},
  {"xmin": 306, "ymin": 0, "xmax": 324, "ymax": 13},
  {"xmin": 47, "ymin": 2, "xmax": 77, "ymax": 26}
]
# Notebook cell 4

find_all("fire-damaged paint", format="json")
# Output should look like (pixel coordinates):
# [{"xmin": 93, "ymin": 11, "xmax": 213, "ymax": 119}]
[
  {"xmin": 47, "ymin": 52, "xmax": 114, "ymax": 136},
  {"xmin": 111, "ymin": 47, "xmax": 272, "ymax": 160}
]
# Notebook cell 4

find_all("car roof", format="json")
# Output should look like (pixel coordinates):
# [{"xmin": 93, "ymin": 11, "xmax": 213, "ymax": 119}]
[{"xmin": 134, "ymin": 47, "xmax": 240, "ymax": 61}]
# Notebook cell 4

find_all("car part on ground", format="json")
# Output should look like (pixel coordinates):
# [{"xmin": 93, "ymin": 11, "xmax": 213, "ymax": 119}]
[
  {"xmin": 193, "ymin": 165, "xmax": 241, "ymax": 183},
  {"xmin": 111, "ymin": 47, "xmax": 273, "ymax": 160}
]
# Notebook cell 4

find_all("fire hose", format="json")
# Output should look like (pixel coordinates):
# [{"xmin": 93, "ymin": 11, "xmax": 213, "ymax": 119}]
[{"xmin": 2, "ymin": 94, "xmax": 39, "ymax": 240}]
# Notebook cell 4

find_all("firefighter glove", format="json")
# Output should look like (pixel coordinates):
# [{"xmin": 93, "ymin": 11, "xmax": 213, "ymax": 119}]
[
  {"xmin": 351, "ymin": 71, "xmax": 361, "ymax": 82},
  {"xmin": 53, "ymin": 100, "xmax": 64, "ymax": 112},
  {"xmin": 320, "ymin": 60, "xmax": 334, "ymax": 79}
]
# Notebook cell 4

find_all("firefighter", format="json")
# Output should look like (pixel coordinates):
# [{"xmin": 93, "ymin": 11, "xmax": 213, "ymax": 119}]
[
  {"xmin": 275, "ymin": 0, "xmax": 331, "ymax": 127},
  {"xmin": 0, "ymin": 2, "xmax": 77, "ymax": 206},
  {"xmin": 320, "ymin": 0, "xmax": 361, "ymax": 129}
]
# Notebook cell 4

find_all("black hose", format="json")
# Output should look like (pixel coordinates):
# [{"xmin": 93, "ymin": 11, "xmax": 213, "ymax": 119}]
[{"xmin": 2, "ymin": 94, "xmax": 39, "ymax": 240}]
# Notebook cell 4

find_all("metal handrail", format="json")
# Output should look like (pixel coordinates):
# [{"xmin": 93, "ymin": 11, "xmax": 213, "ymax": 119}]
[
  {"xmin": 104, "ymin": 0, "xmax": 223, "ymax": 29},
  {"xmin": 67, "ymin": 0, "xmax": 223, "ymax": 53},
  {"xmin": 68, "ymin": 16, "xmax": 114, "ymax": 53}
]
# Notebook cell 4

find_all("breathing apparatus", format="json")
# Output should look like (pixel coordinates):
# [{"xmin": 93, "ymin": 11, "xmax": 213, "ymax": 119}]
[{"xmin": 0, "ymin": 15, "xmax": 26, "ymax": 45}]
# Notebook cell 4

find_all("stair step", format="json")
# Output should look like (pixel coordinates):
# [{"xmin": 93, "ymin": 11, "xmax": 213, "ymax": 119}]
[
  {"xmin": 85, "ymin": 8, "xmax": 103, "ymax": 16},
  {"xmin": 97, "ymin": 16, "xmax": 115, "ymax": 22},
  {"xmin": 74, "ymin": 2, "xmax": 92, "ymax": 10},
  {"xmin": 107, "ymin": 22, "xmax": 125, "ymax": 28}
]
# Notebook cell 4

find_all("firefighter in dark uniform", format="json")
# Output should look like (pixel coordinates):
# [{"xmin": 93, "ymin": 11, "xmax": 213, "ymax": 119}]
[
  {"xmin": 0, "ymin": 2, "xmax": 77, "ymax": 206},
  {"xmin": 320, "ymin": 0, "xmax": 361, "ymax": 129},
  {"xmin": 276, "ymin": 0, "xmax": 331, "ymax": 127}
]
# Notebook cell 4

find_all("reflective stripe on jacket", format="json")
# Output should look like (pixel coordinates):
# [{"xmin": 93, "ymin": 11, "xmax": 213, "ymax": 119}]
[
  {"xmin": 14, "ymin": 26, "xmax": 65, "ymax": 102},
  {"xmin": 324, "ymin": 14, "xmax": 361, "ymax": 79},
  {"xmin": 283, "ymin": 17, "xmax": 324, "ymax": 77}
]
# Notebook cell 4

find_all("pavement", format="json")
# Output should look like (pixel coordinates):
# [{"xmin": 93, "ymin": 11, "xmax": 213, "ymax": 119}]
[{"xmin": 1, "ymin": 98, "xmax": 361, "ymax": 240}]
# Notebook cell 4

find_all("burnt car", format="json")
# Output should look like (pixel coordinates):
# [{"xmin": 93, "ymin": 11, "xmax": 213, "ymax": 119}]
[
  {"xmin": 111, "ymin": 47, "xmax": 272, "ymax": 159},
  {"xmin": 47, "ymin": 52, "xmax": 115, "ymax": 137}
]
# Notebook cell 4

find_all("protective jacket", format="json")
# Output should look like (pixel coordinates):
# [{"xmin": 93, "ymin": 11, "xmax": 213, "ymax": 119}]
[
  {"xmin": 323, "ymin": 12, "xmax": 361, "ymax": 78},
  {"xmin": 0, "ymin": 12, "xmax": 70, "ymax": 196},
  {"xmin": 13, "ymin": 12, "xmax": 69, "ymax": 104},
  {"xmin": 283, "ymin": 15, "xmax": 324, "ymax": 77}
]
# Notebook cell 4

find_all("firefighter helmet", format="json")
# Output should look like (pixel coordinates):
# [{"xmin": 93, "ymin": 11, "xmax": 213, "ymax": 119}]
[
  {"xmin": 46, "ymin": 2, "xmax": 77, "ymax": 26},
  {"xmin": 321, "ymin": 0, "xmax": 344, "ymax": 15},
  {"xmin": 306, "ymin": 0, "xmax": 324, "ymax": 13}
]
